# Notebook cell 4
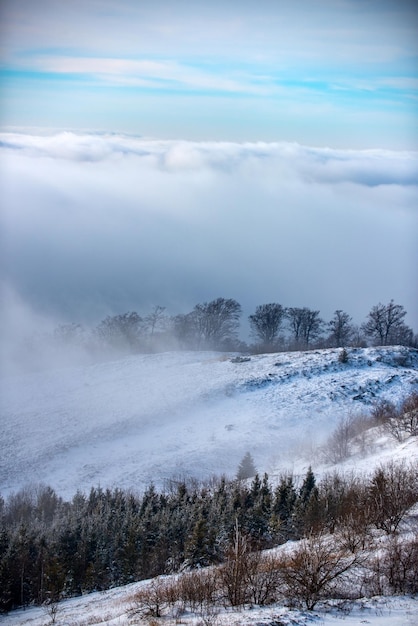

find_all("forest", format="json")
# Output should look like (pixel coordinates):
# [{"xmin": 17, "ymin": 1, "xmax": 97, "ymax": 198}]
[{"xmin": 1, "ymin": 441, "xmax": 417, "ymax": 613}]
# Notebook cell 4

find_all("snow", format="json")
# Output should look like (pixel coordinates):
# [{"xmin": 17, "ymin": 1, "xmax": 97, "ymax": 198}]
[
  {"xmin": 1, "ymin": 345, "xmax": 418, "ymax": 625},
  {"xmin": 2, "ymin": 581, "xmax": 418, "ymax": 626},
  {"xmin": 1, "ymin": 346, "xmax": 417, "ymax": 498}
]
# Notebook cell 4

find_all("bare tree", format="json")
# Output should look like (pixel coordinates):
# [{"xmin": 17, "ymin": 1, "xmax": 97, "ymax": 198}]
[
  {"xmin": 278, "ymin": 533, "xmax": 362, "ymax": 610},
  {"xmin": 172, "ymin": 311, "xmax": 198, "ymax": 348},
  {"xmin": 193, "ymin": 298, "xmax": 242, "ymax": 350},
  {"xmin": 219, "ymin": 519, "xmax": 250, "ymax": 607},
  {"xmin": 367, "ymin": 461, "xmax": 418, "ymax": 534},
  {"xmin": 322, "ymin": 416, "xmax": 355, "ymax": 463},
  {"xmin": 96, "ymin": 312, "xmax": 143, "ymax": 352},
  {"xmin": 286, "ymin": 307, "xmax": 324, "ymax": 347},
  {"xmin": 144, "ymin": 305, "xmax": 166, "ymax": 338},
  {"xmin": 400, "ymin": 393, "xmax": 418, "ymax": 437},
  {"xmin": 249, "ymin": 303, "xmax": 285, "ymax": 350},
  {"xmin": 130, "ymin": 577, "xmax": 171, "ymax": 618},
  {"xmin": 382, "ymin": 394, "xmax": 418, "ymax": 442},
  {"xmin": 328, "ymin": 310, "xmax": 353, "ymax": 347},
  {"xmin": 363, "ymin": 300, "xmax": 407, "ymax": 346}
]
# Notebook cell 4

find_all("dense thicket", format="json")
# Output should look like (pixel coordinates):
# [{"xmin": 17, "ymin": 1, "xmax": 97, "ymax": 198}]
[{"xmin": 1, "ymin": 461, "xmax": 417, "ymax": 613}]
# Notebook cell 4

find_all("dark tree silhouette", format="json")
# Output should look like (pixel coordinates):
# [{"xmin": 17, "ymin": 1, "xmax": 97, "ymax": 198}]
[
  {"xmin": 237, "ymin": 452, "xmax": 257, "ymax": 480},
  {"xmin": 192, "ymin": 297, "xmax": 242, "ymax": 349},
  {"xmin": 96, "ymin": 312, "xmax": 143, "ymax": 351},
  {"xmin": 328, "ymin": 310, "xmax": 353, "ymax": 347},
  {"xmin": 249, "ymin": 303, "xmax": 285, "ymax": 349},
  {"xmin": 286, "ymin": 307, "xmax": 324, "ymax": 347},
  {"xmin": 363, "ymin": 300, "xmax": 408, "ymax": 346}
]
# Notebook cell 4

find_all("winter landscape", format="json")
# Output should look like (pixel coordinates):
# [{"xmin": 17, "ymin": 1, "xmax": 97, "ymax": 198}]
[
  {"xmin": 1, "ymin": 1, "xmax": 418, "ymax": 624},
  {"xmin": 1, "ymin": 345, "xmax": 418, "ymax": 499},
  {"xmin": 1, "ymin": 344, "xmax": 418, "ymax": 625}
]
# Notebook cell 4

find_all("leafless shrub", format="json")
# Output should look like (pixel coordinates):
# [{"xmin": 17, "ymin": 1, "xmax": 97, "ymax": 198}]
[
  {"xmin": 382, "ymin": 534, "xmax": 418, "ymax": 594},
  {"xmin": 383, "ymin": 393, "xmax": 418, "ymax": 441},
  {"xmin": 371, "ymin": 398, "xmax": 397, "ymax": 426},
  {"xmin": 245, "ymin": 551, "xmax": 282, "ymax": 606},
  {"xmin": 277, "ymin": 533, "xmax": 363, "ymax": 610},
  {"xmin": 42, "ymin": 598, "xmax": 60, "ymax": 625},
  {"xmin": 196, "ymin": 603, "xmax": 220, "ymax": 626},
  {"xmin": 322, "ymin": 414, "xmax": 373, "ymax": 463},
  {"xmin": 363, "ymin": 534, "xmax": 418, "ymax": 597},
  {"xmin": 331, "ymin": 477, "xmax": 374, "ymax": 552},
  {"xmin": 336, "ymin": 514, "xmax": 373, "ymax": 554},
  {"xmin": 367, "ymin": 460, "xmax": 418, "ymax": 534},
  {"xmin": 385, "ymin": 415, "xmax": 406, "ymax": 442},
  {"xmin": 322, "ymin": 417, "xmax": 353, "ymax": 463},
  {"xmin": 178, "ymin": 569, "xmax": 219, "ymax": 612},
  {"xmin": 218, "ymin": 522, "xmax": 250, "ymax": 607},
  {"xmin": 399, "ymin": 393, "xmax": 418, "ymax": 436},
  {"xmin": 130, "ymin": 577, "xmax": 173, "ymax": 618}
]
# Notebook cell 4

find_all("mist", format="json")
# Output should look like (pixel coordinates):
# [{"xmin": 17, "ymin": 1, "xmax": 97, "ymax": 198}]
[{"xmin": 1, "ymin": 131, "xmax": 417, "ymax": 375}]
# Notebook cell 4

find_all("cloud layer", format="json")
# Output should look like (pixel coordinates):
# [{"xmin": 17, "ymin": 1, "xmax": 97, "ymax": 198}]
[{"xmin": 1, "ymin": 131, "xmax": 417, "ymax": 340}]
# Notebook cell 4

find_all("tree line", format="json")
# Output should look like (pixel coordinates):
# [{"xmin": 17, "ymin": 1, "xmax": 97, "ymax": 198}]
[
  {"xmin": 46, "ymin": 298, "xmax": 416, "ymax": 360},
  {"xmin": 1, "ymin": 457, "xmax": 417, "ymax": 612}
]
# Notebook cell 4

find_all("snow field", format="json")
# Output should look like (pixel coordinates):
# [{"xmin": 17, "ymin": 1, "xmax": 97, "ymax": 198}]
[{"xmin": 1, "ymin": 346, "xmax": 417, "ymax": 498}]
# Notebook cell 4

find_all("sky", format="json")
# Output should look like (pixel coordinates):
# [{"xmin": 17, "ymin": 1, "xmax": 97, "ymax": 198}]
[
  {"xmin": 1, "ymin": 0, "xmax": 417, "ymax": 147},
  {"xmin": 0, "ymin": 0, "xmax": 417, "ymax": 344}
]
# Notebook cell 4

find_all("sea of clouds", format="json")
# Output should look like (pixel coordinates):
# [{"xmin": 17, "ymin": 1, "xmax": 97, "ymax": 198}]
[{"xmin": 1, "ymin": 130, "xmax": 417, "ymax": 367}]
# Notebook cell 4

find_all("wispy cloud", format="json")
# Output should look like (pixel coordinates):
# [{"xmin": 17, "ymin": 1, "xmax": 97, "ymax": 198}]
[
  {"xmin": 0, "ymin": 0, "xmax": 416, "ymax": 146},
  {"xmin": 20, "ymin": 55, "xmax": 270, "ymax": 95}
]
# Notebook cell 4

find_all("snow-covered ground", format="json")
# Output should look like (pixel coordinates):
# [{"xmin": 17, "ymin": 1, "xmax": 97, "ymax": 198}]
[
  {"xmin": 1, "ymin": 346, "xmax": 417, "ymax": 498},
  {"xmin": 2, "ymin": 346, "xmax": 418, "ymax": 625},
  {"xmin": 2, "ymin": 574, "xmax": 418, "ymax": 626}
]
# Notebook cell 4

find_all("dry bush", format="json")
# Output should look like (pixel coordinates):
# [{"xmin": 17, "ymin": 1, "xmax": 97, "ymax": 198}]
[
  {"xmin": 245, "ymin": 551, "xmax": 281, "ymax": 606},
  {"xmin": 130, "ymin": 577, "xmax": 175, "ymax": 618},
  {"xmin": 196, "ymin": 603, "xmax": 220, "ymax": 626},
  {"xmin": 379, "ymin": 393, "xmax": 418, "ymax": 442},
  {"xmin": 371, "ymin": 398, "xmax": 397, "ymax": 425},
  {"xmin": 218, "ymin": 528, "xmax": 250, "ymax": 607},
  {"xmin": 321, "ymin": 414, "xmax": 374, "ymax": 464},
  {"xmin": 367, "ymin": 460, "xmax": 418, "ymax": 534},
  {"xmin": 332, "ymin": 478, "xmax": 374, "ymax": 552},
  {"xmin": 42, "ymin": 598, "xmax": 60, "ymax": 625},
  {"xmin": 399, "ymin": 392, "xmax": 418, "ymax": 437},
  {"xmin": 218, "ymin": 544, "xmax": 282, "ymax": 608},
  {"xmin": 178, "ymin": 568, "xmax": 219, "ymax": 612},
  {"xmin": 382, "ymin": 534, "xmax": 418, "ymax": 594},
  {"xmin": 363, "ymin": 534, "xmax": 418, "ymax": 597},
  {"xmin": 386, "ymin": 415, "xmax": 406, "ymax": 442},
  {"xmin": 277, "ymin": 533, "xmax": 363, "ymax": 610},
  {"xmin": 322, "ymin": 416, "xmax": 354, "ymax": 464}
]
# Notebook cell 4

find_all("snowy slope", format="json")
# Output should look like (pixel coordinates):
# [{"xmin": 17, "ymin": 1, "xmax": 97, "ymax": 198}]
[
  {"xmin": 2, "ymin": 581, "xmax": 418, "ymax": 626},
  {"xmin": 1, "ymin": 346, "xmax": 417, "ymax": 498}
]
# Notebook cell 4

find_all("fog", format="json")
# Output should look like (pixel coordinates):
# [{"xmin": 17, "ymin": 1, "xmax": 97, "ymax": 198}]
[{"xmin": 1, "ymin": 131, "xmax": 417, "ymax": 373}]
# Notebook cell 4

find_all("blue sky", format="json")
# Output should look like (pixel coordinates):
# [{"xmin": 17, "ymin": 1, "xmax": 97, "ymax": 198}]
[
  {"xmin": 0, "ymin": 1, "xmax": 417, "ymax": 346},
  {"xmin": 1, "ymin": 0, "xmax": 417, "ymax": 147}
]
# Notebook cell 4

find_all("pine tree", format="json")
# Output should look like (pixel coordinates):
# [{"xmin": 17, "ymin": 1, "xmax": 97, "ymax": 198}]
[{"xmin": 236, "ymin": 452, "xmax": 256, "ymax": 480}]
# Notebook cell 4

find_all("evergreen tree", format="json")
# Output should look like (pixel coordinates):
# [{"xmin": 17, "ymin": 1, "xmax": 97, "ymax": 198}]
[{"xmin": 236, "ymin": 452, "xmax": 256, "ymax": 480}]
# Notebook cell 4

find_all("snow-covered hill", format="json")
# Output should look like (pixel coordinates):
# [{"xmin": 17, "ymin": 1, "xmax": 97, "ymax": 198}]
[
  {"xmin": 1, "ymin": 346, "xmax": 417, "ymax": 498},
  {"xmin": 3, "ymin": 581, "xmax": 418, "ymax": 626}
]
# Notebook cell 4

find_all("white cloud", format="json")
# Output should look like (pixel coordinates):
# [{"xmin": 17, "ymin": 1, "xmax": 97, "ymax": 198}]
[
  {"xmin": 1, "ymin": 131, "xmax": 417, "ymax": 335},
  {"xmin": 23, "ymin": 56, "xmax": 266, "ymax": 94}
]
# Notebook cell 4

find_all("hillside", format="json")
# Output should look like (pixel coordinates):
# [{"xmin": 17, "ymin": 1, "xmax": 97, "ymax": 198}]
[{"xmin": 1, "ymin": 345, "xmax": 417, "ymax": 498}]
